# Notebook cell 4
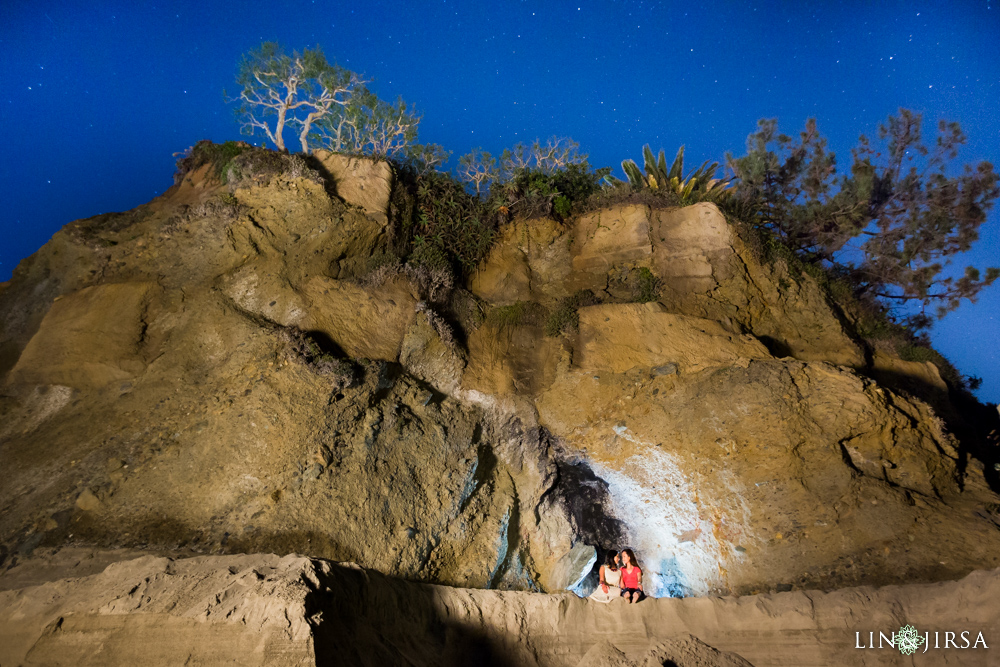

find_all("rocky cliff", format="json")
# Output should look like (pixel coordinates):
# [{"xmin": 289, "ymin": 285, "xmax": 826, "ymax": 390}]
[{"xmin": 2, "ymin": 151, "xmax": 999, "ymax": 605}]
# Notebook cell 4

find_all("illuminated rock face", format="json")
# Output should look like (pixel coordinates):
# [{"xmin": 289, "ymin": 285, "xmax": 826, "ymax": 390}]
[
  {"xmin": 461, "ymin": 201, "xmax": 999, "ymax": 597},
  {"xmin": 469, "ymin": 202, "xmax": 865, "ymax": 367},
  {"xmin": 536, "ymin": 358, "xmax": 972, "ymax": 597},
  {"xmin": 8, "ymin": 282, "xmax": 156, "ymax": 389},
  {"xmin": 1, "ymin": 157, "xmax": 998, "ymax": 600},
  {"xmin": 311, "ymin": 149, "xmax": 394, "ymax": 223},
  {"xmin": 587, "ymin": 448, "xmax": 740, "ymax": 598}
]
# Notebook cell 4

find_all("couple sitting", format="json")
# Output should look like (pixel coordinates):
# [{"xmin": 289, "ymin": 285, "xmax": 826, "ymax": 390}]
[{"xmin": 589, "ymin": 548, "xmax": 644, "ymax": 603}]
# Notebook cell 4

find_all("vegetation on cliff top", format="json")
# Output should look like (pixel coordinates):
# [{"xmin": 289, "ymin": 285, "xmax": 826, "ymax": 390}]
[
  {"xmin": 216, "ymin": 43, "xmax": 1000, "ymax": 391},
  {"xmin": 389, "ymin": 142, "xmax": 610, "ymax": 278},
  {"xmin": 174, "ymin": 140, "xmax": 323, "ymax": 187},
  {"xmin": 727, "ymin": 112, "xmax": 999, "ymax": 326},
  {"xmin": 228, "ymin": 42, "xmax": 448, "ymax": 168},
  {"xmin": 723, "ymin": 113, "xmax": 998, "ymax": 392}
]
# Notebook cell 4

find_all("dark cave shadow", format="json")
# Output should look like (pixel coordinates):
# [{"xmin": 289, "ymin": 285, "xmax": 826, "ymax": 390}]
[
  {"xmin": 756, "ymin": 335, "xmax": 793, "ymax": 359},
  {"xmin": 302, "ymin": 329, "xmax": 348, "ymax": 359},
  {"xmin": 308, "ymin": 562, "xmax": 519, "ymax": 667},
  {"xmin": 459, "ymin": 437, "xmax": 495, "ymax": 516},
  {"xmin": 433, "ymin": 297, "xmax": 473, "ymax": 352},
  {"xmin": 550, "ymin": 458, "xmax": 628, "ymax": 594}
]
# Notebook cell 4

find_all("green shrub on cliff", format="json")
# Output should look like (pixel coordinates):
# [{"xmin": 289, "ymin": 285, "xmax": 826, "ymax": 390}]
[
  {"xmin": 634, "ymin": 267, "xmax": 660, "ymax": 303},
  {"xmin": 407, "ymin": 239, "xmax": 451, "ymax": 272},
  {"xmin": 455, "ymin": 137, "xmax": 610, "ymax": 221},
  {"xmin": 174, "ymin": 140, "xmax": 249, "ymax": 183},
  {"xmin": 487, "ymin": 301, "xmax": 546, "ymax": 338},
  {"xmin": 728, "ymin": 203, "xmax": 976, "ymax": 390},
  {"xmin": 719, "ymin": 109, "xmax": 999, "ymax": 394},
  {"xmin": 409, "ymin": 170, "xmax": 499, "ymax": 276},
  {"xmin": 497, "ymin": 162, "xmax": 611, "ymax": 221}
]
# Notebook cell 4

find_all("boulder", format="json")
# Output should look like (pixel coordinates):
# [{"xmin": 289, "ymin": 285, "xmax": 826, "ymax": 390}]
[
  {"xmin": 300, "ymin": 275, "xmax": 417, "ymax": 361},
  {"xmin": 870, "ymin": 350, "xmax": 952, "ymax": 415},
  {"xmin": 311, "ymin": 150, "xmax": 393, "ymax": 222},
  {"xmin": 218, "ymin": 262, "xmax": 310, "ymax": 328},
  {"xmin": 651, "ymin": 203, "xmax": 740, "ymax": 294},
  {"xmin": 399, "ymin": 310, "xmax": 466, "ymax": 394},
  {"xmin": 470, "ymin": 217, "xmax": 571, "ymax": 306},
  {"xmin": 570, "ymin": 205, "xmax": 654, "ymax": 291},
  {"xmin": 546, "ymin": 543, "xmax": 598, "ymax": 592},
  {"xmin": 462, "ymin": 321, "xmax": 567, "ymax": 398}
]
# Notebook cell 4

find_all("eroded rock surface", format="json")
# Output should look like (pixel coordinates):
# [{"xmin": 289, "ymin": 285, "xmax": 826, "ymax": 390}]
[
  {"xmin": 1, "ymin": 155, "xmax": 998, "ymax": 609},
  {"xmin": 470, "ymin": 203, "xmax": 865, "ymax": 367}
]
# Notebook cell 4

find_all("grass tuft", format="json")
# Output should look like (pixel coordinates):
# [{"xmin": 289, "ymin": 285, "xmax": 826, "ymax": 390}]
[{"xmin": 545, "ymin": 290, "xmax": 601, "ymax": 337}]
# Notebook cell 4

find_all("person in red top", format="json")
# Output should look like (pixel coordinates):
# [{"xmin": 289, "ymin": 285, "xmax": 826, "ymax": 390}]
[{"xmin": 619, "ymin": 548, "xmax": 643, "ymax": 603}]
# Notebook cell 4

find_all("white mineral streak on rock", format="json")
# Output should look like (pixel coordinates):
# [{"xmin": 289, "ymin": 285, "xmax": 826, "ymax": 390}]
[
  {"xmin": 589, "ymin": 443, "xmax": 753, "ymax": 598},
  {"xmin": 567, "ymin": 547, "xmax": 598, "ymax": 593}
]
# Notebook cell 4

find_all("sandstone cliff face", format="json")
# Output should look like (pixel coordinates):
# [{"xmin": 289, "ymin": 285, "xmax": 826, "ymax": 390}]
[
  {"xmin": 470, "ymin": 203, "xmax": 864, "ymax": 367},
  {"xmin": 1, "ymin": 156, "xmax": 998, "ymax": 603},
  {"xmin": 0, "ymin": 160, "xmax": 543, "ymax": 593},
  {"xmin": 461, "ymin": 201, "xmax": 1000, "ymax": 596}
]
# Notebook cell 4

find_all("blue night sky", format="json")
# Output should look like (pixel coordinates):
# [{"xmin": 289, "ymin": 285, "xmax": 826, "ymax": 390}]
[{"xmin": 2, "ymin": 1, "xmax": 999, "ymax": 402}]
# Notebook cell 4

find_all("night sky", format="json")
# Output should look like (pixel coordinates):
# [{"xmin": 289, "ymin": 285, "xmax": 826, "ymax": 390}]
[{"xmin": 2, "ymin": 1, "xmax": 999, "ymax": 401}]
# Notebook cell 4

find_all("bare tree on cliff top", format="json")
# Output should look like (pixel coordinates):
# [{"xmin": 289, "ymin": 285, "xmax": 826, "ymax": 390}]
[
  {"xmin": 457, "ymin": 148, "xmax": 498, "ymax": 196},
  {"xmin": 232, "ymin": 42, "xmax": 365, "ymax": 154},
  {"xmin": 498, "ymin": 137, "xmax": 587, "ymax": 180},
  {"xmin": 311, "ymin": 87, "xmax": 420, "ymax": 158},
  {"xmin": 727, "ymin": 109, "xmax": 1000, "ymax": 327}
]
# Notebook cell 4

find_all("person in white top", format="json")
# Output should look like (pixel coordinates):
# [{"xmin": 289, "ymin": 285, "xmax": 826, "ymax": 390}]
[{"xmin": 588, "ymin": 550, "xmax": 623, "ymax": 603}]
